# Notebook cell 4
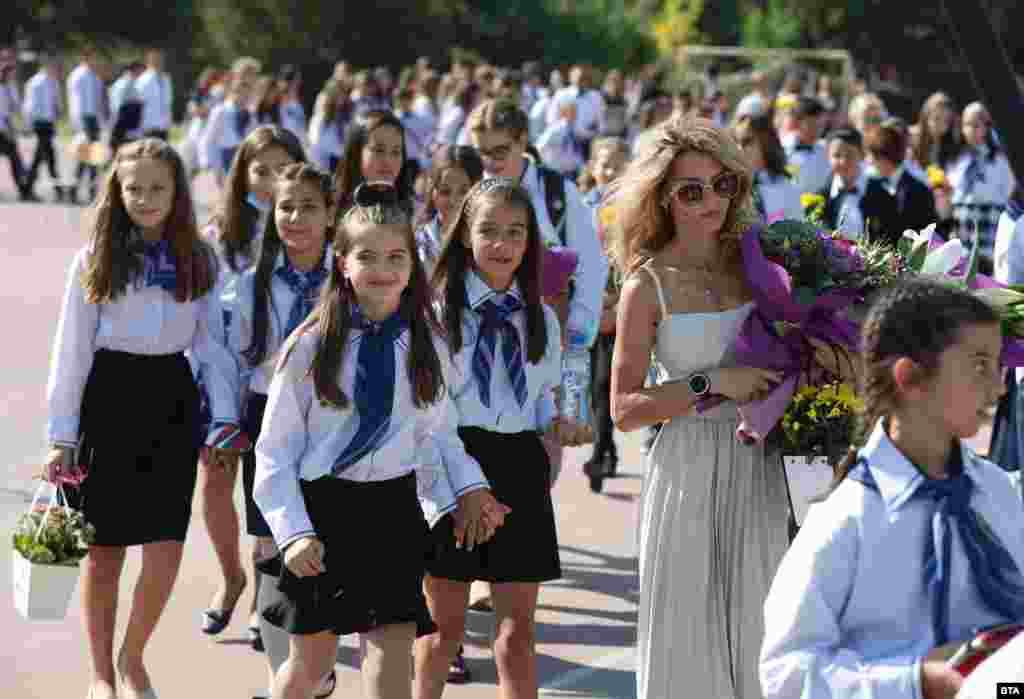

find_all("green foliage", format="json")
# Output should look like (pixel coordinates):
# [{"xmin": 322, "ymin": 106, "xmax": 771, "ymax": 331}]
[{"xmin": 741, "ymin": 0, "xmax": 803, "ymax": 49}]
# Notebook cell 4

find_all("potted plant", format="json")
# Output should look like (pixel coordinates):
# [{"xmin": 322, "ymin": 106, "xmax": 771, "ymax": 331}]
[
  {"xmin": 12, "ymin": 483, "xmax": 95, "ymax": 620},
  {"xmin": 779, "ymin": 381, "xmax": 863, "ymax": 527}
]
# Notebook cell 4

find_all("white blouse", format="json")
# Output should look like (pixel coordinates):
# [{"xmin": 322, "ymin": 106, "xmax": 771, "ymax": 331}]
[
  {"xmin": 446, "ymin": 272, "xmax": 562, "ymax": 434},
  {"xmin": 760, "ymin": 421, "xmax": 1024, "ymax": 699},
  {"xmin": 254, "ymin": 325, "xmax": 489, "ymax": 550},
  {"xmin": 948, "ymin": 147, "xmax": 1016, "ymax": 208},
  {"xmin": 207, "ymin": 248, "xmax": 334, "ymax": 418},
  {"xmin": 46, "ymin": 245, "xmax": 236, "ymax": 447}
]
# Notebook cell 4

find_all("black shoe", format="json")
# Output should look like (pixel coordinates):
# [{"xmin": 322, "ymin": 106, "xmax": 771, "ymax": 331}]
[
  {"xmin": 19, "ymin": 189, "xmax": 40, "ymax": 203},
  {"xmin": 53, "ymin": 185, "xmax": 65, "ymax": 203},
  {"xmin": 604, "ymin": 453, "xmax": 619, "ymax": 477},
  {"xmin": 583, "ymin": 458, "xmax": 605, "ymax": 493},
  {"xmin": 248, "ymin": 623, "xmax": 264, "ymax": 652},
  {"xmin": 68, "ymin": 188, "xmax": 80, "ymax": 206}
]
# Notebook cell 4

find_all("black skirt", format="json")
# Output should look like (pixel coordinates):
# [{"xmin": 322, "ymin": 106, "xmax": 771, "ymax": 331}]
[
  {"xmin": 262, "ymin": 472, "xmax": 435, "ymax": 637},
  {"xmin": 241, "ymin": 392, "xmax": 271, "ymax": 537},
  {"xmin": 66, "ymin": 349, "xmax": 200, "ymax": 546},
  {"xmin": 425, "ymin": 427, "xmax": 562, "ymax": 583}
]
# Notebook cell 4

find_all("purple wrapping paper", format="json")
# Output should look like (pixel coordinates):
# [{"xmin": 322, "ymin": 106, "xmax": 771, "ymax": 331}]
[
  {"xmin": 541, "ymin": 246, "xmax": 579, "ymax": 298},
  {"xmin": 701, "ymin": 225, "xmax": 862, "ymax": 442}
]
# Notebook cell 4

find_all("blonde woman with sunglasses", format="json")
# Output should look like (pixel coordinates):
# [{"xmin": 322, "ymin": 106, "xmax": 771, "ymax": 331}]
[{"xmin": 606, "ymin": 116, "xmax": 789, "ymax": 699}]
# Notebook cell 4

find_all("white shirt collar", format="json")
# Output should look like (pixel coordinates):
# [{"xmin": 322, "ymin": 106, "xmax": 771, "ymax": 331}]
[
  {"xmin": 465, "ymin": 270, "xmax": 523, "ymax": 310},
  {"xmin": 830, "ymin": 171, "xmax": 868, "ymax": 198},
  {"xmin": 858, "ymin": 419, "xmax": 989, "ymax": 513},
  {"xmin": 273, "ymin": 244, "xmax": 333, "ymax": 274}
]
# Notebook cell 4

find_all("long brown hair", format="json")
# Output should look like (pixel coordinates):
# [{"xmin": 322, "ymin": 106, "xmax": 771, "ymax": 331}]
[
  {"xmin": 208, "ymin": 125, "xmax": 306, "ymax": 272},
  {"xmin": 825, "ymin": 279, "xmax": 999, "ymax": 495},
  {"xmin": 413, "ymin": 145, "xmax": 485, "ymax": 229},
  {"xmin": 244, "ymin": 163, "xmax": 334, "ymax": 368},
  {"xmin": 431, "ymin": 178, "xmax": 548, "ymax": 363},
  {"xmin": 911, "ymin": 92, "xmax": 961, "ymax": 169},
  {"xmin": 333, "ymin": 110, "xmax": 412, "ymax": 211},
  {"xmin": 82, "ymin": 138, "xmax": 214, "ymax": 303},
  {"xmin": 606, "ymin": 115, "xmax": 758, "ymax": 277},
  {"xmin": 281, "ymin": 199, "xmax": 444, "ymax": 410}
]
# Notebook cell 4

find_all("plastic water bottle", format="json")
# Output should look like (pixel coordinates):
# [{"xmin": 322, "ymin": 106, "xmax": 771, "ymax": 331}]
[{"xmin": 561, "ymin": 311, "xmax": 597, "ymax": 430}]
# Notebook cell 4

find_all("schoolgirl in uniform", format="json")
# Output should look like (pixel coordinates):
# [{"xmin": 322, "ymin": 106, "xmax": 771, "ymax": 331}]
[
  {"xmin": 43, "ymin": 138, "xmax": 228, "ymax": 699},
  {"xmin": 414, "ymin": 145, "xmax": 484, "ymax": 276},
  {"xmin": 413, "ymin": 178, "xmax": 587, "ymax": 699},
  {"xmin": 197, "ymin": 124, "xmax": 305, "ymax": 647},
  {"xmin": 947, "ymin": 102, "xmax": 1016, "ymax": 275},
  {"xmin": 308, "ymin": 81, "xmax": 352, "ymax": 175},
  {"xmin": 206, "ymin": 163, "xmax": 340, "ymax": 698},
  {"xmin": 277, "ymin": 65, "xmax": 307, "ymax": 147},
  {"xmin": 199, "ymin": 71, "xmax": 259, "ymax": 187},
  {"xmin": 761, "ymin": 280, "xmax": 1024, "ymax": 699},
  {"xmin": 333, "ymin": 109, "xmax": 413, "ymax": 213},
  {"xmin": 254, "ymin": 183, "xmax": 507, "ymax": 699}
]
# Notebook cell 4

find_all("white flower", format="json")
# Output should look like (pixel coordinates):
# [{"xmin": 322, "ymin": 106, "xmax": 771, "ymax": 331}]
[
  {"xmin": 920, "ymin": 239, "xmax": 966, "ymax": 277},
  {"xmin": 902, "ymin": 223, "xmax": 937, "ymax": 248},
  {"xmin": 974, "ymin": 287, "xmax": 1024, "ymax": 309}
]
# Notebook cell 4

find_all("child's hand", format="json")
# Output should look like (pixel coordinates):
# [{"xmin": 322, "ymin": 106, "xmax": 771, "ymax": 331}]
[
  {"xmin": 454, "ymin": 489, "xmax": 512, "ymax": 551},
  {"xmin": 283, "ymin": 536, "xmax": 325, "ymax": 578},
  {"xmin": 920, "ymin": 647, "xmax": 964, "ymax": 699},
  {"xmin": 41, "ymin": 446, "xmax": 76, "ymax": 484}
]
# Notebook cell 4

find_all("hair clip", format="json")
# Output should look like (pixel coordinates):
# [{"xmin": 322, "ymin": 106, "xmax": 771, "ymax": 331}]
[
  {"xmin": 477, "ymin": 177, "xmax": 517, "ymax": 194},
  {"xmin": 353, "ymin": 180, "xmax": 399, "ymax": 208}
]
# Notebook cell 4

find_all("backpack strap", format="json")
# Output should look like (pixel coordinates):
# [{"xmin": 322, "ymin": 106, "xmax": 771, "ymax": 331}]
[{"xmin": 540, "ymin": 166, "xmax": 568, "ymax": 245}]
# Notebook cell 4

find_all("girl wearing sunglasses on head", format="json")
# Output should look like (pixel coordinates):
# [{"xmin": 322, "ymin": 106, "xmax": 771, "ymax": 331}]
[{"xmin": 606, "ymin": 116, "xmax": 790, "ymax": 699}]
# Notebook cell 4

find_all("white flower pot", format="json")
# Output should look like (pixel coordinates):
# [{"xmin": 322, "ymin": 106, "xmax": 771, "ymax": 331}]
[
  {"xmin": 783, "ymin": 455, "xmax": 835, "ymax": 527},
  {"xmin": 11, "ymin": 550, "xmax": 80, "ymax": 621}
]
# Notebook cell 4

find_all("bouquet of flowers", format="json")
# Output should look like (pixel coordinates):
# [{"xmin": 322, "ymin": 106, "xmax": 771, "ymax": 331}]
[
  {"xmin": 781, "ymin": 382, "xmax": 864, "ymax": 461},
  {"xmin": 699, "ymin": 219, "xmax": 904, "ymax": 443}
]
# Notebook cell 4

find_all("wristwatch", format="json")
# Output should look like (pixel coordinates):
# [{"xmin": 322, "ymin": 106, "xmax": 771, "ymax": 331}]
[{"xmin": 687, "ymin": 372, "xmax": 711, "ymax": 397}]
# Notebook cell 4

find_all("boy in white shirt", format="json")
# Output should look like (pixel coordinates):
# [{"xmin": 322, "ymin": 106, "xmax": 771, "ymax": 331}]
[
  {"xmin": 67, "ymin": 47, "xmax": 104, "ymax": 204},
  {"xmin": 536, "ymin": 92, "xmax": 584, "ymax": 178},
  {"xmin": 23, "ymin": 57, "xmax": 65, "ymax": 202}
]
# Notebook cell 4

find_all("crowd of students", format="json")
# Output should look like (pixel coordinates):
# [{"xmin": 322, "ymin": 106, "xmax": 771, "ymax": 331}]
[{"xmin": 19, "ymin": 45, "xmax": 1024, "ymax": 699}]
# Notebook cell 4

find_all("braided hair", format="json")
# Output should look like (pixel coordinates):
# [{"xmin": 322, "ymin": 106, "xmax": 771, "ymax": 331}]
[{"xmin": 828, "ymin": 279, "xmax": 999, "ymax": 492}]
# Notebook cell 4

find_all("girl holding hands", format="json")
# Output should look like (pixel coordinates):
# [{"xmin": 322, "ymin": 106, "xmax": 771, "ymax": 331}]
[
  {"xmin": 414, "ymin": 178, "xmax": 588, "ymax": 699},
  {"xmin": 253, "ymin": 183, "xmax": 507, "ymax": 699}
]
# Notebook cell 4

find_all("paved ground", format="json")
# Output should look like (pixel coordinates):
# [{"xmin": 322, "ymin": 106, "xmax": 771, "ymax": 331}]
[{"xmin": 0, "ymin": 155, "xmax": 643, "ymax": 699}]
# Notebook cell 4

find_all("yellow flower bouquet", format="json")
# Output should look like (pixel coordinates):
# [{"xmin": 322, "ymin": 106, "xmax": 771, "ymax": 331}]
[{"xmin": 781, "ymin": 381, "xmax": 864, "ymax": 461}]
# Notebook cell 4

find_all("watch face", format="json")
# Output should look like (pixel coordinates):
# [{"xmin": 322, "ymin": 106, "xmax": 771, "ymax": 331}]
[{"xmin": 689, "ymin": 374, "xmax": 709, "ymax": 395}]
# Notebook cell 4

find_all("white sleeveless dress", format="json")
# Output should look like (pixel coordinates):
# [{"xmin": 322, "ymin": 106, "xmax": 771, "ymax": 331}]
[{"xmin": 637, "ymin": 265, "xmax": 790, "ymax": 699}]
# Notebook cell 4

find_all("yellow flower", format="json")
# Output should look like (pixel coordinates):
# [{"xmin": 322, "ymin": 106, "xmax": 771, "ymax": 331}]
[
  {"xmin": 927, "ymin": 165, "xmax": 948, "ymax": 190},
  {"xmin": 798, "ymin": 385, "xmax": 819, "ymax": 400},
  {"xmin": 598, "ymin": 205, "xmax": 617, "ymax": 229},
  {"xmin": 836, "ymin": 383, "xmax": 866, "ymax": 413},
  {"xmin": 776, "ymin": 94, "xmax": 798, "ymax": 112},
  {"xmin": 791, "ymin": 421, "xmax": 801, "ymax": 432},
  {"xmin": 801, "ymin": 193, "xmax": 825, "ymax": 210},
  {"xmin": 828, "ymin": 407, "xmax": 842, "ymax": 418},
  {"xmin": 783, "ymin": 238, "xmax": 792, "ymax": 251},
  {"xmin": 786, "ymin": 163, "xmax": 801, "ymax": 179}
]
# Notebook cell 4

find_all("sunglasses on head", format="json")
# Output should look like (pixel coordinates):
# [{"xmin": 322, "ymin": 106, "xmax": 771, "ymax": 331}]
[
  {"xmin": 353, "ymin": 180, "xmax": 399, "ymax": 208},
  {"xmin": 661, "ymin": 171, "xmax": 740, "ymax": 208}
]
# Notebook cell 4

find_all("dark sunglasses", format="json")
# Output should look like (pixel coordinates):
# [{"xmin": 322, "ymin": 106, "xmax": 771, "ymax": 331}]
[
  {"xmin": 661, "ymin": 171, "xmax": 741, "ymax": 207},
  {"xmin": 353, "ymin": 180, "xmax": 399, "ymax": 208}
]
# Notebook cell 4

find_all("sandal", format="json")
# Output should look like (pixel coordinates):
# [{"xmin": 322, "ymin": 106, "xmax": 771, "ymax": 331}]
[
  {"xmin": 315, "ymin": 670, "xmax": 337, "ymax": 698},
  {"xmin": 201, "ymin": 577, "xmax": 247, "ymax": 635},
  {"xmin": 447, "ymin": 647, "xmax": 472, "ymax": 684}
]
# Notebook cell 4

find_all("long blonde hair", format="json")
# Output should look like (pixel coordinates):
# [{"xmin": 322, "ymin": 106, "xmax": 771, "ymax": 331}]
[{"xmin": 606, "ymin": 116, "xmax": 758, "ymax": 276}]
